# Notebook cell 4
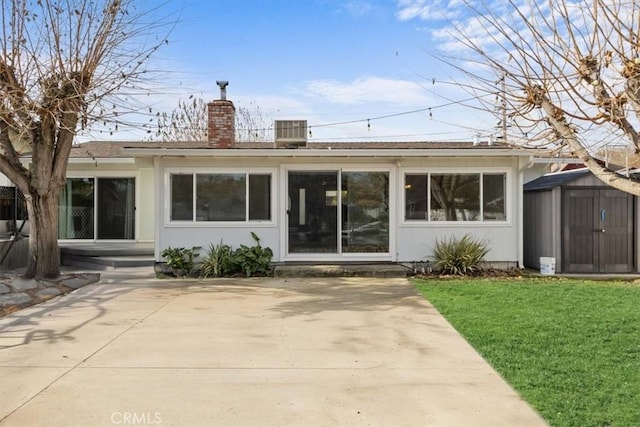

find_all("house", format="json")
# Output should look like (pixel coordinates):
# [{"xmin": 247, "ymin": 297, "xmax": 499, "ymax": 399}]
[
  {"xmin": 524, "ymin": 168, "xmax": 639, "ymax": 273},
  {"xmin": 56, "ymin": 84, "xmax": 544, "ymax": 270}
]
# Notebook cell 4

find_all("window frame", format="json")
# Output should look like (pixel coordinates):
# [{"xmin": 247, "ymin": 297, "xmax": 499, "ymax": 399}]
[
  {"xmin": 401, "ymin": 167, "xmax": 510, "ymax": 226},
  {"xmin": 165, "ymin": 168, "xmax": 276, "ymax": 227},
  {"xmin": 59, "ymin": 172, "xmax": 140, "ymax": 241}
]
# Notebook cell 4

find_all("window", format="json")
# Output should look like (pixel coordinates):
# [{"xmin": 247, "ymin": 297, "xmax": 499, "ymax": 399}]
[
  {"xmin": 196, "ymin": 174, "xmax": 245, "ymax": 221},
  {"xmin": 0, "ymin": 186, "xmax": 27, "ymax": 221},
  {"xmin": 430, "ymin": 174, "xmax": 480, "ymax": 221},
  {"xmin": 404, "ymin": 172, "xmax": 506, "ymax": 222},
  {"xmin": 249, "ymin": 174, "xmax": 271, "ymax": 220},
  {"xmin": 405, "ymin": 175, "xmax": 427, "ymax": 220},
  {"xmin": 169, "ymin": 172, "xmax": 272, "ymax": 222},
  {"xmin": 171, "ymin": 175, "xmax": 193, "ymax": 221},
  {"xmin": 483, "ymin": 174, "xmax": 506, "ymax": 221}
]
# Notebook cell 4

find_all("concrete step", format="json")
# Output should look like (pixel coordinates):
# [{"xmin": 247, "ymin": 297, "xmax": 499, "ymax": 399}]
[
  {"xmin": 61, "ymin": 253, "xmax": 154, "ymax": 270},
  {"xmin": 273, "ymin": 263, "xmax": 409, "ymax": 278}
]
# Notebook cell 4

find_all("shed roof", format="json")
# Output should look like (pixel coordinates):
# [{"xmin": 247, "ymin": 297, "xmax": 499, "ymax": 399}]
[
  {"xmin": 524, "ymin": 169, "xmax": 591, "ymax": 191},
  {"xmin": 524, "ymin": 168, "xmax": 640, "ymax": 191}
]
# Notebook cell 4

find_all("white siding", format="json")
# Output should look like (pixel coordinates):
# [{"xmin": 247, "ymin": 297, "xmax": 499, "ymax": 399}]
[
  {"xmin": 155, "ymin": 156, "xmax": 523, "ymax": 267},
  {"xmin": 66, "ymin": 160, "xmax": 155, "ymax": 242}
]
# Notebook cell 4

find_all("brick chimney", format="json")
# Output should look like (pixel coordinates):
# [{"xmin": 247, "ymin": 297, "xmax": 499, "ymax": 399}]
[{"xmin": 207, "ymin": 81, "xmax": 235, "ymax": 148}]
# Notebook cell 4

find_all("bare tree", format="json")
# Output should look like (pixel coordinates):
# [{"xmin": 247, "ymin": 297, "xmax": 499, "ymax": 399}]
[
  {"xmin": 154, "ymin": 97, "xmax": 273, "ymax": 142},
  {"xmin": 0, "ymin": 0, "xmax": 170, "ymax": 278},
  {"xmin": 154, "ymin": 96, "xmax": 207, "ymax": 142},
  {"xmin": 440, "ymin": 0, "xmax": 640, "ymax": 195}
]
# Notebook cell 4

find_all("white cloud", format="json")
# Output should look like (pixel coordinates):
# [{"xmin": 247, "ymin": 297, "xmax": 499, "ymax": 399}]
[
  {"xmin": 303, "ymin": 76, "xmax": 431, "ymax": 105},
  {"xmin": 396, "ymin": 0, "xmax": 465, "ymax": 21},
  {"xmin": 340, "ymin": 1, "xmax": 374, "ymax": 17}
]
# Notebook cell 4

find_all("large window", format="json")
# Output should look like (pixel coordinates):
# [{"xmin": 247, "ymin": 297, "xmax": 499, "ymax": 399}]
[
  {"xmin": 405, "ymin": 172, "xmax": 506, "ymax": 222},
  {"xmin": 169, "ymin": 172, "xmax": 272, "ymax": 222}
]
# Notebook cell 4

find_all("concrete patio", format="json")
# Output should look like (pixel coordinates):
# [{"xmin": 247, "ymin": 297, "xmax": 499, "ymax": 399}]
[{"xmin": 0, "ymin": 269, "xmax": 547, "ymax": 426}]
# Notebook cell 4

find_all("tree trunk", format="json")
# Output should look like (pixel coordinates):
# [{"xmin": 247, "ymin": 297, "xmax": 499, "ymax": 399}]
[{"xmin": 24, "ymin": 191, "xmax": 60, "ymax": 279}]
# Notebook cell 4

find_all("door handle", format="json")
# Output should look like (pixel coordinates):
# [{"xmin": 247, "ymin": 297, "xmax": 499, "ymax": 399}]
[{"xmin": 593, "ymin": 228, "xmax": 605, "ymax": 233}]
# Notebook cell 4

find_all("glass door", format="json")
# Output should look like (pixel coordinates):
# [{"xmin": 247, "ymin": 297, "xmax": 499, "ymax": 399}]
[
  {"xmin": 97, "ymin": 178, "xmax": 136, "ymax": 240},
  {"xmin": 59, "ymin": 178, "xmax": 95, "ymax": 239},
  {"xmin": 59, "ymin": 177, "xmax": 135, "ymax": 240},
  {"xmin": 288, "ymin": 171, "xmax": 338, "ymax": 253},
  {"xmin": 341, "ymin": 172, "xmax": 389, "ymax": 253}
]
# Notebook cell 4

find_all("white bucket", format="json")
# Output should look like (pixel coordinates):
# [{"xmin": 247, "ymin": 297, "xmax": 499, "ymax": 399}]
[{"xmin": 539, "ymin": 257, "xmax": 556, "ymax": 275}]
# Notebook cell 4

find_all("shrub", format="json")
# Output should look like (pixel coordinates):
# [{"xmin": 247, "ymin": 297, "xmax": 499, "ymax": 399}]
[
  {"xmin": 432, "ymin": 235, "xmax": 489, "ymax": 275},
  {"xmin": 200, "ymin": 241, "xmax": 234, "ymax": 278},
  {"xmin": 232, "ymin": 232, "xmax": 273, "ymax": 277},
  {"xmin": 161, "ymin": 246, "xmax": 200, "ymax": 277}
]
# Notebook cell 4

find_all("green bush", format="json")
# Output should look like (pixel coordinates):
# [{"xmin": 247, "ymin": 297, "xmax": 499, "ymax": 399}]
[
  {"xmin": 432, "ymin": 235, "xmax": 489, "ymax": 275},
  {"xmin": 200, "ymin": 241, "xmax": 234, "ymax": 278},
  {"xmin": 232, "ymin": 232, "xmax": 273, "ymax": 277},
  {"xmin": 161, "ymin": 246, "xmax": 201, "ymax": 277}
]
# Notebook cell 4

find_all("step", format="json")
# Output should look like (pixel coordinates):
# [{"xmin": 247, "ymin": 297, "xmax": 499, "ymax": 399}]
[
  {"xmin": 61, "ymin": 253, "xmax": 154, "ymax": 270},
  {"xmin": 273, "ymin": 264, "xmax": 409, "ymax": 278}
]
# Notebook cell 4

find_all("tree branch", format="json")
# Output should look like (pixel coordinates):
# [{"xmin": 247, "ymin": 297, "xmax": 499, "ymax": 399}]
[
  {"xmin": 531, "ymin": 85, "xmax": 640, "ymax": 196},
  {"xmin": 579, "ymin": 56, "xmax": 640, "ymax": 152}
]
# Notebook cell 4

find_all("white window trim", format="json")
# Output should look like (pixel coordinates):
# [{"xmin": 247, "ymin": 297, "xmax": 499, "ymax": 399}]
[
  {"xmin": 400, "ymin": 167, "xmax": 512, "ymax": 227},
  {"xmin": 164, "ymin": 167, "xmax": 277, "ymax": 228}
]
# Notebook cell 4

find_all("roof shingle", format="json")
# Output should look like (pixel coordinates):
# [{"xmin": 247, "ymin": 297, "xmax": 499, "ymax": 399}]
[{"xmin": 70, "ymin": 140, "xmax": 516, "ymax": 158}]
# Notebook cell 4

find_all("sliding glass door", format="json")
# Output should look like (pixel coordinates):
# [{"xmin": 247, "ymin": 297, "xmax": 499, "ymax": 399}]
[
  {"xmin": 97, "ymin": 178, "xmax": 136, "ymax": 239},
  {"xmin": 288, "ymin": 171, "xmax": 339, "ymax": 253},
  {"xmin": 59, "ymin": 177, "xmax": 135, "ymax": 240},
  {"xmin": 59, "ymin": 178, "xmax": 95, "ymax": 239},
  {"xmin": 341, "ymin": 172, "xmax": 389, "ymax": 253},
  {"xmin": 287, "ymin": 170, "xmax": 389, "ymax": 256}
]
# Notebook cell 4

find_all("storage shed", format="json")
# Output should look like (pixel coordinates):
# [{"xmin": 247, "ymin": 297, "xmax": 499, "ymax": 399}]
[{"xmin": 524, "ymin": 169, "xmax": 639, "ymax": 273}]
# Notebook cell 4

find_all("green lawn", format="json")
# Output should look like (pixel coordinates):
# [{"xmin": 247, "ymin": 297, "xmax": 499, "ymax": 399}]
[{"xmin": 413, "ymin": 277, "xmax": 640, "ymax": 427}]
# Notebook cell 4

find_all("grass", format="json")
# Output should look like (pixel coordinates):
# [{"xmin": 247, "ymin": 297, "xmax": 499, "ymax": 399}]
[{"xmin": 413, "ymin": 277, "xmax": 640, "ymax": 427}]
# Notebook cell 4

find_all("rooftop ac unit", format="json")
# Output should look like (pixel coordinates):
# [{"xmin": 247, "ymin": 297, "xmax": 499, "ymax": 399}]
[{"xmin": 275, "ymin": 120, "xmax": 307, "ymax": 148}]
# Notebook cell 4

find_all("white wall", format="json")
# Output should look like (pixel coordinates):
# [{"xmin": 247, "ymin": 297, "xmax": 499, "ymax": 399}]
[
  {"xmin": 155, "ymin": 155, "xmax": 524, "ymax": 266},
  {"xmin": 66, "ymin": 159, "xmax": 155, "ymax": 241},
  {"xmin": 395, "ymin": 157, "xmax": 520, "ymax": 264}
]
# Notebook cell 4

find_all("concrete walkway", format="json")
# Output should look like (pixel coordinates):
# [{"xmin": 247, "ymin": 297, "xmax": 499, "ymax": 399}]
[{"xmin": 0, "ymin": 269, "xmax": 547, "ymax": 426}]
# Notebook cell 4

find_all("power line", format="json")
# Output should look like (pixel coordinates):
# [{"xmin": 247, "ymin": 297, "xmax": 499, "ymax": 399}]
[{"xmin": 307, "ymin": 95, "xmax": 487, "ymax": 131}]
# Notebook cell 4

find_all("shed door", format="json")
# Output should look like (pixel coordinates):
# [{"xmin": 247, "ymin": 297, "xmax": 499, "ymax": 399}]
[{"xmin": 563, "ymin": 188, "xmax": 634, "ymax": 273}]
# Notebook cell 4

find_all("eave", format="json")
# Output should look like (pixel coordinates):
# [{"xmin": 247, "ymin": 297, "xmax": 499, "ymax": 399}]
[{"xmin": 120, "ymin": 147, "xmax": 532, "ymax": 158}]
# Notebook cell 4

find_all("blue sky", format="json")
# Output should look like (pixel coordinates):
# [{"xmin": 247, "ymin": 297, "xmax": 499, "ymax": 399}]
[{"xmin": 88, "ymin": 0, "xmax": 497, "ymax": 142}]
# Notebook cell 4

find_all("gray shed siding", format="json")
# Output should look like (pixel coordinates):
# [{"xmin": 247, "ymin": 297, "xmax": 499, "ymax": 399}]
[
  {"xmin": 525, "ymin": 170, "xmax": 638, "ymax": 273},
  {"xmin": 524, "ymin": 189, "xmax": 563, "ymax": 271}
]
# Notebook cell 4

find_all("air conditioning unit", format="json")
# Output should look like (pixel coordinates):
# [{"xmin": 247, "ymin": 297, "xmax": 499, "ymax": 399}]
[{"xmin": 275, "ymin": 120, "xmax": 307, "ymax": 148}]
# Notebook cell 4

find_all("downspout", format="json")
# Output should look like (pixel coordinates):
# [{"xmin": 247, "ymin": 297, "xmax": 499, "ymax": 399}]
[
  {"xmin": 394, "ymin": 159, "xmax": 403, "ymax": 262},
  {"xmin": 517, "ymin": 157, "xmax": 525, "ymax": 269},
  {"xmin": 153, "ymin": 156, "xmax": 161, "ymax": 263}
]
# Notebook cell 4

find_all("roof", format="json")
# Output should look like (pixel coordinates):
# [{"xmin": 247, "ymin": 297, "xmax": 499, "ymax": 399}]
[
  {"xmin": 524, "ymin": 168, "xmax": 640, "ymax": 191},
  {"xmin": 524, "ymin": 169, "xmax": 591, "ymax": 191},
  {"xmin": 69, "ymin": 140, "xmax": 531, "ymax": 159}
]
